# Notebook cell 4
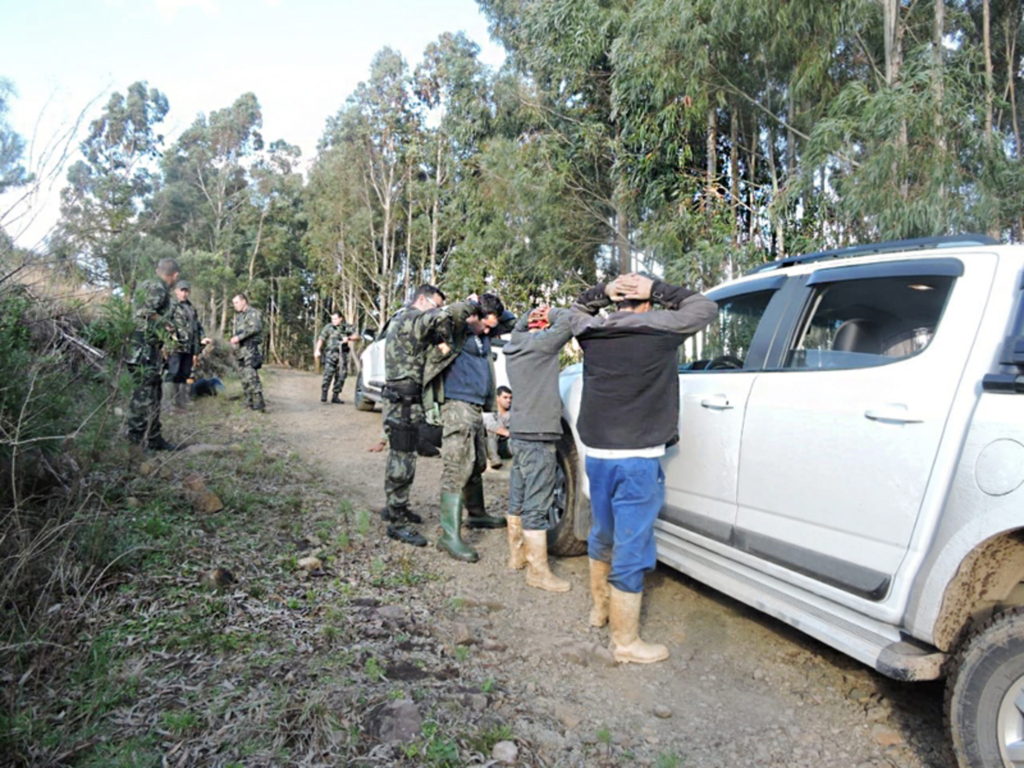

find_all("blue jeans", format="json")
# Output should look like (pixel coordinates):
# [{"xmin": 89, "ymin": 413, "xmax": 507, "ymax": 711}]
[{"xmin": 586, "ymin": 456, "xmax": 665, "ymax": 593}]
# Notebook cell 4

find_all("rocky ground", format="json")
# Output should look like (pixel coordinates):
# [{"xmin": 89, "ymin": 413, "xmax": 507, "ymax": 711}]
[{"xmin": 265, "ymin": 367, "xmax": 955, "ymax": 768}]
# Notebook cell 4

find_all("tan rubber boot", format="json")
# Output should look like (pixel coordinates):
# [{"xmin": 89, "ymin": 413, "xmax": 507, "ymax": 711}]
[
  {"xmin": 506, "ymin": 515, "xmax": 526, "ymax": 570},
  {"xmin": 589, "ymin": 558, "xmax": 611, "ymax": 627},
  {"xmin": 523, "ymin": 530, "xmax": 570, "ymax": 592},
  {"xmin": 609, "ymin": 586, "xmax": 669, "ymax": 664}
]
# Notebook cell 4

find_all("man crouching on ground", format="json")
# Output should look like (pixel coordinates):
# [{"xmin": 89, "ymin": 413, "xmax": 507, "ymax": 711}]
[
  {"xmin": 423, "ymin": 293, "xmax": 515, "ymax": 562},
  {"xmin": 502, "ymin": 305, "xmax": 574, "ymax": 591},
  {"xmin": 570, "ymin": 273, "xmax": 717, "ymax": 663}
]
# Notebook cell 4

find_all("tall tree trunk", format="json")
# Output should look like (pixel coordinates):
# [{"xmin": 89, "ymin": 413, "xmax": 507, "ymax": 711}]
[
  {"xmin": 730, "ymin": 105, "xmax": 740, "ymax": 253},
  {"xmin": 984, "ymin": 0, "xmax": 994, "ymax": 145},
  {"xmin": 932, "ymin": 0, "xmax": 945, "ymax": 147},
  {"xmin": 431, "ymin": 141, "xmax": 443, "ymax": 282},
  {"xmin": 882, "ymin": 0, "xmax": 909, "ymax": 199},
  {"xmin": 706, "ymin": 104, "xmax": 717, "ymax": 218},
  {"xmin": 405, "ymin": 167, "xmax": 413, "ymax": 300},
  {"xmin": 747, "ymin": 116, "xmax": 758, "ymax": 245},
  {"xmin": 220, "ymin": 287, "xmax": 229, "ymax": 336}
]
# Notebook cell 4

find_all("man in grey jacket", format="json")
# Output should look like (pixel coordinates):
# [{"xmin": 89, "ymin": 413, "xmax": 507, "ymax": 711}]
[{"xmin": 502, "ymin": 305, "xmax": 574, "ymax": 592}]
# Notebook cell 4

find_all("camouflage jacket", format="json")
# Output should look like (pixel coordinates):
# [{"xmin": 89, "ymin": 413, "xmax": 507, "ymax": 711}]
[
  {"xmin": 422, "ymin": 301, "xmax": 516, "ymax": 412},
  {"xmin": 133, "ymin": 279, "xmax": 173, "ymax": 347},
  {"xmin": 233, "ymin": 307, "xmax": 263, "ymax": 363},
  {"xmin": 318, "ymin": 322, "xmax": 355, "ymax": 357},
  {"xmin": 169, "ymin": 299, "xmax": 205, "ymax": 356},
  {"xmin": 384, "ymin": 306, "xmax": 450, "ymax": 386}
]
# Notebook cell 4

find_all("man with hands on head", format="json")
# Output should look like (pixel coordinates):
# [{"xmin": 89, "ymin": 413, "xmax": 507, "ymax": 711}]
[
  {"xmin": 502, "ymin": 304, "xmax": 575, "ymax": 591},
  {"xmin": 570, "ymin": 272, "xmax": 717, "ymax": 663},
  {"xmin": 423, "ymin": 293, "xmax": 516, "ymax": 562}
]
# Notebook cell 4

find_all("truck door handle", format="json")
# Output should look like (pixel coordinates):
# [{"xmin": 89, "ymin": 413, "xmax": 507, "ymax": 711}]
[
  {"xmin": 700, "ymin": 395, "xmax": 733, "ymax": 410},
  {"xmin": 864, "ymin": 405, "xmax": 924, "ymax": 424}
]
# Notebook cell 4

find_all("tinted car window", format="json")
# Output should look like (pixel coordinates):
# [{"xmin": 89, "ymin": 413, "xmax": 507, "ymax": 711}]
[
  {"xmin": 681, "ymin": 289, "xmax": 776, "ymax": 371},
  {"xmin": 785, "ymin": 275, "xmax": 954, "ymax": 370}
]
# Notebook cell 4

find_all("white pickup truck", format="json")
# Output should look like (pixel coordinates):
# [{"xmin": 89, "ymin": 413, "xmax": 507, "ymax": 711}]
[{"xmin": 552, "ymin": 236, "xmax": 1024, "ymax": 768}]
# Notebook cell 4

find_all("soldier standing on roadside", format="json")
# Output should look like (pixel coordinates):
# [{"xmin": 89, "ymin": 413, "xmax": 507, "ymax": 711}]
[
  {"xmin": 382, "ymin": 284, "xmax": 451, "ymax": 547},
  {"xmin": 126, "ymin": 257, "xmax": 180, "ymax": 450},
  {"xmin": 167, "ymin": 280, "xmax": 211, "ymax": 410},
  {"xmin": 314, "ymin": 310, "xmax": 358, "ymax": 404},
  {"xmin": 230, "ymin": 293, "xmax": 265, "ymax": 412}
]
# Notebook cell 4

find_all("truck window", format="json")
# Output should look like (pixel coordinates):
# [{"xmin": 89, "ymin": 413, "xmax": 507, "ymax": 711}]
[
  {"xmin": 784, "ymin": 275, "xmax": 954, "ymax": 370},
  {"xmin": 681, "ymin": 289, "xmax": 776, "ymax": 371}
]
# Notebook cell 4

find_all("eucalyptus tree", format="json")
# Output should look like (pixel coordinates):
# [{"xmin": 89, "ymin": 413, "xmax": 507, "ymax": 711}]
[
  {"xmin": 0, "ymin": 79, "xmax": 30, "ymax": 197},
  {"xmin": 55, "ymin": 82, "xmax": 168, "ymax": 287},
  {"xmin": 157, "ymin": 92, "xmax": 263, "ymax": 332},
  {"xmin": 478, "ymin": 0, "xmax": 634, "ymax": 273},
  {"xmin": 415, "ymin": 31, "xmax": 494, "ymax": 281}
]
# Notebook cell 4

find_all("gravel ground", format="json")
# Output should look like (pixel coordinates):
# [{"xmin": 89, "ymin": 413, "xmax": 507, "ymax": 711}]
[{"xmin": 267, "ymin": 367, "xmax": 954, "ymax": 768}]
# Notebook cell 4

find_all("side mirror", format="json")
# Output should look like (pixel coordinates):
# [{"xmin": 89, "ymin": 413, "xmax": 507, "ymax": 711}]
[{"xmin": 361, "ymin": 328, "xmax": 376, "ymax": 343}]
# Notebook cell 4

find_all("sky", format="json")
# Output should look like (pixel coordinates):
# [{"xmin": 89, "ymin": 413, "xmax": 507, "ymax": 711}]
[{"xmin": 0, "ymin": 0, "xmax": 506, "ymax": 250}]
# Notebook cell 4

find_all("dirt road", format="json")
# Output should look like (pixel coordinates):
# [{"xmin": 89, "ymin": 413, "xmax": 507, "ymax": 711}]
[{"xmin": 267, "ymin": 367, "xmax": 951, "ymax": 768}]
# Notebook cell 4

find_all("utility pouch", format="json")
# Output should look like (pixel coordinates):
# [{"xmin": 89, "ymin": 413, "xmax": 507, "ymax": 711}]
[{"xmin": 386, "ymin": 418, "xmax": 419, "ymax": 453}]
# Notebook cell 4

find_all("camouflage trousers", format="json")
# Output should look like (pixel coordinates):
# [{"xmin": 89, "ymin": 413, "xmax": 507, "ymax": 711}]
[
  {"xmin": 508, "ymin": 438, "xmax": 557, "ymax": 530},
  {"xmin": 127, "ymin": 361, "xmax": 163, "ymax": 442},
  {"xmin": 440, "ymin": 400, "xmax": 487, "ymax": 498},
  {"xmin": 384, "ymin": 398, "xmax": 424, "ymax": 510},
  {"xmin": 239, "ymin": 363, "xmax": 264, "ymax": 409},
  {"xmin": 321, "ymin": 352, "xmax": 348, "ymax": 396}
]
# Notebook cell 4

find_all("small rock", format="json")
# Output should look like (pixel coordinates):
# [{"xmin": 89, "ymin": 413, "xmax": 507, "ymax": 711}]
[
  {"xmin": 304, "ymin": 534, "xmax": 323, "ymax": 548},
  {"xmin": 182, "ymin": 474, "xmax": 224, "ymax": 514},
  {"xmin": 653, "ymin": 704, "xmax": 673, "ymax": 719},
  {"xmin": 368, "ymin": 699, "xmax": 422, "ymax": 744},
  {"xmin": 125, "ymin": 497, "xmax": 141, "ymax": 509},
  {"xmin": 866, "ymin": 705, "xmax": 890, "ymax": 723},
  {"xmin": 139, "ymin": 461, "xmax": 158, "ymax": 476},
  {"xmin": 482, "ymin": 638, "xmax": 506, "ymax": 652},
  {"xmin": 454, "ymin": 623, "xmax": 475, "ymax": 646},
  {"xmin": 870, "ymin": 724, "xmax": 903, "ymax": 747},
  {"xmin": 492, "ymin": 740, "xmax": 518, "ymax": 764},
  {"xmin": 377, "ymin": 605, "xmax": 405, "ymax": 620},
  {"xmin": 468, "ymin": 693, "xmax": 488, "ymax": 711},
  {"xmin": 297, "ymin": 556, "xmax": 322, "ymax": 571},
  {"xmin": 555, "ymin": 703, "xmax": 580, "ymax": 729}
]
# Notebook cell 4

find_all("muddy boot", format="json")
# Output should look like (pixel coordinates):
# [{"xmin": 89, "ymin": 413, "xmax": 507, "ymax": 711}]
[
  {"xmin": 383, "ymin": 505, "xmax": 422, "ymax": 525},
  {"xmin": 146, "ymin": 435, "xmax": 179, "ymax": 452},
  {"xmin": 523, "ymin": 530, "xmax": 570, "ymax": 592},
  {"xmin": 387, "ymin": 525, "xmax": 427, "ymax": 547},
  {"xmin": 463, "ymin": 482, "xmax": 506, "ymax": 529},
  {"xmin": 331, "ymin": 393, "xmax": 343, "ymax": 404},
  {"xmin": 252, "ymin": 394, "xmax": 266, "ymax": 412},
  {"xmin": 609, "ymin": 586, "xmax": 669, "ymax": 664},
  {"xmin": 506, "ymin": 515, "xmax": 526, "ymax": 570},
  {"xmin": 589, "ymin": 558, "xmax": 611, "ymax": 627},
  {"xmin": 321, "ymin": 385, "xmax": 328, "ymax": 403},
  {"xmin": 437, "ymin": 492, "xmax": 479, "ymax": 562}
]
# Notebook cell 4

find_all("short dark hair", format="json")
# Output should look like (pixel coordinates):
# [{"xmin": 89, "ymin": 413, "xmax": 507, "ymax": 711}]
[
  {"xmin": 233, "ymin": 292, "xmax": 248, "ymax": 303},
  {"xmin": 156, "ymin": 257, "xmax": 180, "ymax": 277},
  {"xmin": 412, "ymin": 284, "xmax": 445, "ymax": 304},
  {"xmin": 496, "ymin": 385, "xmax": 512, "ymax": 396},
  {"xmin": 615, "ymin": 297, "xmax": 652, "ymax": 310},
  {"xmin": 476, "ymin": 292, "xmax": 504, "ymax": 319},
  {"xmin": 330, "ymin": 310, "xmax": 342, "ymax": 318}
]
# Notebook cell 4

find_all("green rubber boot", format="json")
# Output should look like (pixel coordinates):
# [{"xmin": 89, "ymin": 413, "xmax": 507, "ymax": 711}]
[
  {"xmin": 463, "ymin": 480, "xmax": 507, "ymax": 529},
  {"xmin": 437, "ymin": 492, "xmax": 479, "ymax": 562}
]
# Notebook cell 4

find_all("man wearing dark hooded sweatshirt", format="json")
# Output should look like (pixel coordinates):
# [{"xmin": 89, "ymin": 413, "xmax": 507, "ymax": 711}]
[
  {"xmin": 502, "ymin": 305, "xmax": 574, "ymax": 592},
  {"xmin": 570, "ymin": 273, "xmax": 717, "ymax": 664}
]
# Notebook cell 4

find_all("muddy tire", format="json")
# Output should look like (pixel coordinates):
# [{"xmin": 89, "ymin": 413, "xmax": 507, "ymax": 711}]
[
  {"xmin": 547, "ymin": 429, "xmax": 588, "ymax": 557},
  {"xmin": 946, "ymin": 607, "xmax": 1024, "ymax": 767},
  {"xmin": 354, "ymin": 373, "xmax": 376, "ymax": 412}
]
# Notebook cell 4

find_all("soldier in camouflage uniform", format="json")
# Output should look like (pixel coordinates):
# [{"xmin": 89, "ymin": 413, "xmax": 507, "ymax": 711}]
[
  {"xmin": 423, "ymin": 293, "xmax": 516, "ymax": 562},
  {"xmin": 126, "ymin": 257, "xmax": 180, "ymax": 450},
  {"xmin": 167, "ymin": 280, "xmax": 211, "ymax": 410},
  {"xmin": 314, "ymin": 311, "xmax": 358, "ymax": 404},
  {"xmin": 230, "ymin": 293, "xmax": 266, "ymax": 411},
  {"xmin": 382, "ymin": 284, "xmax": 451, "ymax": 547}
]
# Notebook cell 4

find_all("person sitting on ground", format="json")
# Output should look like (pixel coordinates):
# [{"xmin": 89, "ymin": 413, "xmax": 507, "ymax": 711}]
[{"xmin": 483, "ymin": 385, "xmax": 513, "ymax": 468}]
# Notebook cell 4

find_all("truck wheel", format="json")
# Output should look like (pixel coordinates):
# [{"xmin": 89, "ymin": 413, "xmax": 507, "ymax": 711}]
[
  {"xmin": 946, "ymin": 607, "xmax": 1024, "ymax": 767},
  {"xmin": 547, "ymin": 429, "xmax": 588, "ymax": 557},
  {"xmin": 354, "ymin": 373, "xmax": 376, "ymax": 412}
]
